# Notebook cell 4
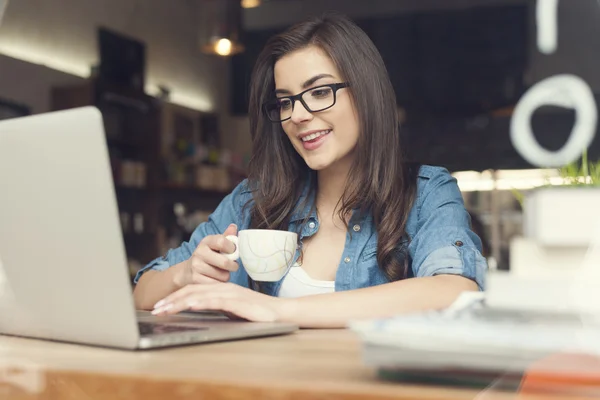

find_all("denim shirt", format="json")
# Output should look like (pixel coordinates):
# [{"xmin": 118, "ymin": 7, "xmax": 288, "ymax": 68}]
[{"xmin": 134, "ymin": 165, "xmax": 487, "ymax": 293}]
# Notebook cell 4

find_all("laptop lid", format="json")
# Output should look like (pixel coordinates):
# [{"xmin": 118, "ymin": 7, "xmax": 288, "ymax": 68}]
[
  {"xmin": 0, "ymin": 0, "xmax": 7, "ymax": 25},
  {"xmin": 0, "ymin": 107, "xmax": 140, "ymax": 349}
]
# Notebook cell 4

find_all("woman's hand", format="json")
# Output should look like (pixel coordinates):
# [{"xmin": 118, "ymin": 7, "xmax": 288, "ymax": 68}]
[
  {"xmin": 174, "ymin": 224, "xmax": 240, "ymax": 287},
  {"xmin": 151, "ymin": 282, "xmax": 293, "ymax": 323}
]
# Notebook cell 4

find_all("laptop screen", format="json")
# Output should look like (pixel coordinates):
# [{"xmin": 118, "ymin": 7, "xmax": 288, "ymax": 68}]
[{"xmin": 0, "ymin": 0, "xmax": 6, "ymax": 27}]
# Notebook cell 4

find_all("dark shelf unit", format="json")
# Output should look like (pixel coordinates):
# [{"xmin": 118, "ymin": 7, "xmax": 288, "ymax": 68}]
[{"xmin": 51, "ymin": 80, "xmax": 228, "ymax": 278}]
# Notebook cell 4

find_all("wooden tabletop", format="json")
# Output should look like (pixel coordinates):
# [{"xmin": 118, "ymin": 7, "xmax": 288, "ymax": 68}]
[{"xmin": 0, "ymin": 329, "xmax": 589, "ymax": 400}]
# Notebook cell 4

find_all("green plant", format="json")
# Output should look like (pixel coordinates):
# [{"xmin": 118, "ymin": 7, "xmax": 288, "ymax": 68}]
[
  {"xmin": 558, "ymin": 150, "xmax": 600, "ymax": 186},
  {"xmin": 510, "ymin": 187, "xmax": 525, "ymax": 208}
]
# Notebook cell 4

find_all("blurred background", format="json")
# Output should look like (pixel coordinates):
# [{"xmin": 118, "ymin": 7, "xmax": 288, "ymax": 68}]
[{"xmin": 1, "ymin": 0, "xmax": 598, "ymax": 280}]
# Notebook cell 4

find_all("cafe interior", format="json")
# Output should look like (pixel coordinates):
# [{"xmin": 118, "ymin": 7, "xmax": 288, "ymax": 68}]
[{"xmin": 1, "ymin": 0, "xmax": 600, "ymax": 398}]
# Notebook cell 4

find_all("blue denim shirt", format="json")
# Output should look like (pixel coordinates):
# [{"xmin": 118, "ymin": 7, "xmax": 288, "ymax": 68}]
[{"xmin": 134, "ymin": 165, "xmax": 487, "ymax": 293}]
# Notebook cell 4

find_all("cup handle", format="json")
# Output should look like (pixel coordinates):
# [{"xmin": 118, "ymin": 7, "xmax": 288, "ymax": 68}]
[{"xmin": 222, "ymin": 235, "xmax": 239, "ymax": 260}]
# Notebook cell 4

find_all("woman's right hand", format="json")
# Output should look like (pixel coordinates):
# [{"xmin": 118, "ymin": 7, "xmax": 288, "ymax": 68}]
[{"xmin": 175, "ymin": 223, "xmax": 239, "ymax": 287}]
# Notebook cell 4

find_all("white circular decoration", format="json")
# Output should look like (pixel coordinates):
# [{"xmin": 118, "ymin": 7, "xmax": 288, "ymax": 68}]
[
  {"xmin": 510, "ymin": 74, "xmax": 597, "ymax": 167},
  {"xmin": 536, "ymin": 0, "xmax": 559, "ymax": 54}
]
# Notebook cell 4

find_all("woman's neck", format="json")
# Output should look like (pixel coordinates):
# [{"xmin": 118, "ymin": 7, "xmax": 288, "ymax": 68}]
[{"xmin": 315, "ymin": 156, "xmax": 353, "ymax": 218}]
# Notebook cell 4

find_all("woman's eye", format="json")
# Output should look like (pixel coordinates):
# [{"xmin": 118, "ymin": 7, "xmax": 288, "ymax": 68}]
[
  {"xmin": 278, "ymin": 99, "xmax": 292, "ymax": 109},
  {"xmin": 311, "ymin": 88, "xmax": 332, "ymax": 98}
]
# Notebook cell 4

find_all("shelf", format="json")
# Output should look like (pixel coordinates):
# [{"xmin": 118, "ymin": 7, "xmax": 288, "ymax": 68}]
[
  {"xmin": 113, "ymin": 183, "xmax": 232, "ymax": 196},
  {"xmin": 115, "ymin": 185, "xmax": 149, "ymax": 192},
  {"xmin": 107, "ymin": 137, "xmax": 142, "ymax": 149},
  {"xmin": 51, "ymin": 79, "xmax": 225, "ymax": 266},
  {"xmin": 161, "ymin": 183, "xmax": 230, "ymax": 196},
  {"xmin": 123, "ymin": 232, "xmax": 156, "ymax": 242}
]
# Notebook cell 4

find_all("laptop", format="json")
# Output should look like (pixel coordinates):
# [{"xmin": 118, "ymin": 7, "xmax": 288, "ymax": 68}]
[
  {"xmin": 0, "ymin": 0, "xmax": 6, "ymax": 23},
  {"xmin": 0, "ymin": 107, "xmax": 298, "ymax": 349}
]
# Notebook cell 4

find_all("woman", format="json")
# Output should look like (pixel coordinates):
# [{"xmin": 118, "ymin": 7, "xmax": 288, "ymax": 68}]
[{"xmin": 133, "ymin": 13, "xmax": 487, "ymax": 328}]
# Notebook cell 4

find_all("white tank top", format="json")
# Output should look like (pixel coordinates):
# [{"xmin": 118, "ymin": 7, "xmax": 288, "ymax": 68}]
[{"xmin": 278, "ymin": 263, "xmax": 335, "ymax": 298}]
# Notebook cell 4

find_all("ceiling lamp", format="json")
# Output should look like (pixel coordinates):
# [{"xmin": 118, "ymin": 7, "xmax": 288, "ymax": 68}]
[
  {"xmin": 241, "ymin": 0, "xmax": 261, "ymax": 8},
  {"xmin": 201, "ymin": 0, "xmax": 245, "ymax": 57}
]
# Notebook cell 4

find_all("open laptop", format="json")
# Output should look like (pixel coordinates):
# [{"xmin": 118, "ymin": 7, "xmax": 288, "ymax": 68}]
[
  {"xmin": 0, "ymin": 0, "xmax": 6, "ymax": 23},
  {"xmin": 0, "ymin": 107, "xmax": 298, "ymax": 349}
]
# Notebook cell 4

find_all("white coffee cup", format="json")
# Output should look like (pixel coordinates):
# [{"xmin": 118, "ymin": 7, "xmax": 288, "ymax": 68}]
[{"xmin": 223, "ymin": 229, "xmax": 298, "ymax": 282}]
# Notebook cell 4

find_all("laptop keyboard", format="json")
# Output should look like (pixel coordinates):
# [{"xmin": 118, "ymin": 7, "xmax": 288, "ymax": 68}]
[{"xmin": 138, "ymin": 321, "xmax": 208, "ymax": 336}]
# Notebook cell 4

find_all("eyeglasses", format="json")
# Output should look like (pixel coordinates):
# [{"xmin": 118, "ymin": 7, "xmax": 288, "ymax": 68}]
[{"xmin": 263, "ymin": 82, "xmax": 349, "ymax": 122}]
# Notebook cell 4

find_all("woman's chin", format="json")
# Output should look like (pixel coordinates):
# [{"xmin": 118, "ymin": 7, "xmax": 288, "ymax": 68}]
[{"xmin": 304, "ymin": 157, "xmax": 332, "ymax": 171}]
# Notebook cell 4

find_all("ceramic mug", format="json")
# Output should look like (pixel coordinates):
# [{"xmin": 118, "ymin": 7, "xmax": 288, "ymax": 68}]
[{"xmin": 223, "ymin": 230, "xmax": 297, "ymax": 282}]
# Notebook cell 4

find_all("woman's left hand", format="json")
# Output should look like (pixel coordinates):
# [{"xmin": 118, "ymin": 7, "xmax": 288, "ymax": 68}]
[{"xmin": 151, "ymin": 282, "xmax": 291, "ymax": 322}]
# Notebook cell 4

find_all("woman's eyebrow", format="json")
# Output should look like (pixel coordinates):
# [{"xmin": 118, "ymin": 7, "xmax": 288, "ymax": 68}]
[{"xmin": 274, "ymin": 73, "xmax": 335, "ymax": 95}]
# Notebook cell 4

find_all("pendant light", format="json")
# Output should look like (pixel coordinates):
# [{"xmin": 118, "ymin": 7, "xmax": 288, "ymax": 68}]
[{"xmin": 200, "ymin": 0, "xmax": 245, "ymax": 57}]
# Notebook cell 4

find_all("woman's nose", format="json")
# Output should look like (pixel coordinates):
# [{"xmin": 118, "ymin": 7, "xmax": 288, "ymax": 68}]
[{"xmin": 290, "ymin": 99, "xmax": 313, "ymax": 124}]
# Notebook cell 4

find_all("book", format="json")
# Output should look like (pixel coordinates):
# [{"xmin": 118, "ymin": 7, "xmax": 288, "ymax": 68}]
[{"xmin": 523, "ymin": 187, "xmax": 600, "ymax": 247}]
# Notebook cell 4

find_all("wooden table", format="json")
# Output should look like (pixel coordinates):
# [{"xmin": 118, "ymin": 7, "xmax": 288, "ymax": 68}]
[{"xmin": 0, "ymin": 329, "xmax": 588, "ymax": 400}]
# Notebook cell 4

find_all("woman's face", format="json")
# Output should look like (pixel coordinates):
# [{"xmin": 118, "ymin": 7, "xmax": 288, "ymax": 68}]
[{"xmin": 273, "ymin": 45, "xmax": 359, "ymax": 172}]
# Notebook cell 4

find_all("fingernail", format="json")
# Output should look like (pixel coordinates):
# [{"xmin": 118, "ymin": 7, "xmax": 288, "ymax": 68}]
[
  {"xmin": 154, "ymin": 299, "xmax": 165, "ymax": 309},
  {"xmin": 151, "ymin": 303, "xmax": 172, "ymax": 315},
  {"xmin": 230, "ymin": 223, "xmax": 237, "ymax": 229}
]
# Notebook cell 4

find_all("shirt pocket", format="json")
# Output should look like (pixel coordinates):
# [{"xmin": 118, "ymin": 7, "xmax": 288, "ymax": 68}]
[
  {"xmin": 360, "ymin": 237, "xmax": 411, "ymax": 263},
  {"xmin": 357, "ymin": 243, "xmax": 385, "ymax": 287}
]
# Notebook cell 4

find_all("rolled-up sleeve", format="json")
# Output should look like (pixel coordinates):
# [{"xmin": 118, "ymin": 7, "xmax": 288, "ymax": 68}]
[
  {"xmin": 408, "ymin": 168, "xmax": 487, "ymax": 290},
  {"xmin": 133, "ymin": 180, "xmax": 251, "ymax": 283}
]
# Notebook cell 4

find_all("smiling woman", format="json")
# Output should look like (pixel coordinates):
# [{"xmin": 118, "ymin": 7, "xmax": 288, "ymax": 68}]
[{"xmin": 132, "ymin": 12, "xmax": 487, "ymax": 328}]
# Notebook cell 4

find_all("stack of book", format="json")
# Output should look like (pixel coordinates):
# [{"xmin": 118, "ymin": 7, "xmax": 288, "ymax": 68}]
[
  {"xmin": 350, "ymin": 187, "xmax": 600, "ymax": 391},
  {"xmin": 350, "ymin": 291, "xmax": 600, "ymax": 379},
  {"xmin": 486, "ymin": 187, "xmax": 600, "ymax": 315}
]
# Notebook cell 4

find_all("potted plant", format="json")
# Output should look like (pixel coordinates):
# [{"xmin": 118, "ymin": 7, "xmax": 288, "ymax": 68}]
[{"xmin": 486, "ymin": 151, "xmax": 600, "ymax": 315}]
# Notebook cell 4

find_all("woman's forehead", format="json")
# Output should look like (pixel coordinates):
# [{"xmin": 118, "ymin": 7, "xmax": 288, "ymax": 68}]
[{"xmin": 274, "ymin": 46, "xmax": 341, "ymax": 89}]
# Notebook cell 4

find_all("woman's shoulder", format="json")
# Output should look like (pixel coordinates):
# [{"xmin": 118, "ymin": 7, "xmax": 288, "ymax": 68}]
[
  {"xmin": 205, "ymin": 179, "xmax": 257, "ymax": 229},
  {"xmin": 413, "ymin": 164, "xmax": 460, "ymax": 202},
  {"xmin": 214, "ymin": 179, "xmax": 256, "ymax": 213},
  {"xmin": 231, "ymin": 178, "xmax": 254, "ymax": 194},
  {"xmin": 227, "ymin": 178, "xmax": 256, "ymax": 206},
  {"xmin": 415, "ymin": 164, "xmax": 452, "ymax": 180}
]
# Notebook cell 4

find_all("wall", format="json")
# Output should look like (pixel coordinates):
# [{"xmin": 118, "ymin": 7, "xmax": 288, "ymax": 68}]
[
  {"xmin": 0, "ymin": 55, "xmax": 84, "ymax": 114},
  {"xmin": 243, "ymin": 0, "xmax": 527, "ymax": 30},
  {"xmin": 0, "ymin": 0, "xmax": 228, "ymax": 111},
  {"xmin": 2, "ymin": 0, "xmax": 600, "ymax": 157},
  {"xmin": 0, "ymin": 0, "xmax": 253, "ymax": 153},
  {"xmin": 245, "ymin": 0, "xmax": 600, "ymax": 91},
  {"xmin": 525, "ymin": 0, "xmax": 600, "ymax": 90},
  {"xmin": 240, "ymin": 0, "xmax": 600, "ymax": 167}
]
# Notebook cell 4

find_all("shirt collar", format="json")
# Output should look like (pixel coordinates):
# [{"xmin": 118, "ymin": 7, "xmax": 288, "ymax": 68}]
[
  {"xmin": 288, "ymin": 175, "xmax": 374, "ymax": 225},
  {"xmin": 290, "ymin": 173, "xmax": 317, "ymax": 223}
]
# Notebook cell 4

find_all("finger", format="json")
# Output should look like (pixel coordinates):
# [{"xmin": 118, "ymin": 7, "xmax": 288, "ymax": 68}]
[
  {"xmin": 189, "ymin": 299, "xmax": 277, "ymax": 322},
  {"xmin": 152, "ymin": 284, "xmax": 203, "ymax": 310},
  {"xmin": 191, "ymin": 272, "xmax": 225, "ymax": 285},
  {"xmin": 201, "ymin": 235, "xmax": 237, "ymax": 255},
  {"xmin": 152, "ymin": 293, "xmax": 200, "ymax": 316},
  {"xmin": 198, "ymin": 249, "xmax": 239, "ymax": 272},
  {"xmin": 223, "ymin": 223, "xmax": 238, "ymax": 237},
  {"xmin": 190, "ymin": 259, "xmax": 230, "ymax": 282},
  {"xmin": 153, "ymin": 286, "xmax": 230, "ymax": 316},
  {"xmin": 223, "ymin": 311, "xmax": 249, "ymax": 321},
  {"xmin": 153, "ymin": 282, "xmax": 237, "ymax": 311}
]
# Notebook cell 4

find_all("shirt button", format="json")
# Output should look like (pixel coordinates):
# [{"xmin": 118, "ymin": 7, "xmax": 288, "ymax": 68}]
[
  {"xmin": 455, "ymin": 241, "xmax": 464, "ymax": 247},
  {"xmin": 308, "ymin": 222, "xmax": 316, "ymax": 229},
  {"xmin": 352, "ymin": 224, "xmax": 361, "ymax": 232},
  {"xmin": 344, "ymin": 257, "xmax": 351, "ymax": 263}
]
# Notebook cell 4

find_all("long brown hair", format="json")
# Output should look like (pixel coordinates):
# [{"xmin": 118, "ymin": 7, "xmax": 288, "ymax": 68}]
[{"xmin": 247, "ymin": 12, "xmax": 419, "ymax": 282}]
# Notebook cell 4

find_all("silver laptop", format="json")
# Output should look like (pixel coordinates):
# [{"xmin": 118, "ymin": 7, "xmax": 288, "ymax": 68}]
[
  {"xmin": 0, "ymin": 0, "xmax": 7, "ymax": 23},
  {"xmin": 0, "ymin": 107, "xmax": 298, "ymax": 349}
]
